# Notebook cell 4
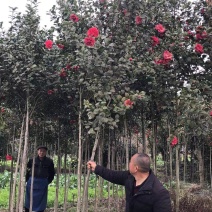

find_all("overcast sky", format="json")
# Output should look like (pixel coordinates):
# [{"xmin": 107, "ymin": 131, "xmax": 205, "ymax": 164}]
[{"xmin": 0, "ymin": 0, "xmax": 57, "ymax": 30}]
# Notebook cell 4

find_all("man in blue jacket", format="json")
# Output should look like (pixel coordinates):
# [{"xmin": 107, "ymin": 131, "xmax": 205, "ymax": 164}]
[
  {"xmin": 87, "ymin": 153, "xmax": 171, "ymax": 212},
  {"xmin": 25, "ymin": 146, "xmax": 55, "ymax": 212}
]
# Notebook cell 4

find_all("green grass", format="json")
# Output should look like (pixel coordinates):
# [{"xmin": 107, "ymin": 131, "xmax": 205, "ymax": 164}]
[{"xmin": 0, "ymin": 173, "xmax": 124, "ymax": 209}]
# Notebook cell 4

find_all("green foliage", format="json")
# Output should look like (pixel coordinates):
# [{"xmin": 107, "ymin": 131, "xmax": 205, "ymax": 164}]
[
  {"xmin": 0, "ymin": 171, "xmax": 11, "ymax": 189},
  {"xmin": 0, "ymin": 173, "xmax": 123, "ymax": 209}
]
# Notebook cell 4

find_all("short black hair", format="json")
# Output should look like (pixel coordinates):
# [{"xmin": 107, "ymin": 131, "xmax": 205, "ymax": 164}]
[
  {"xmin": 135, "ymin": 153, "xmax": 150, "ymax": 173},
  {"xmin": 37, "ymin": 145, "xmax": 48, "ymax": 151}
]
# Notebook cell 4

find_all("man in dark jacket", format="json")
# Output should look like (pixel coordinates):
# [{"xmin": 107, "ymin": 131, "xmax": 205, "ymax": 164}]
[
  {"xmin": 25, "ymin": 146, "xmax": 55, "ymax": 212},
  {"xmin": 87, "ymin": 153, "xmax": 171, "ymax": 212}
]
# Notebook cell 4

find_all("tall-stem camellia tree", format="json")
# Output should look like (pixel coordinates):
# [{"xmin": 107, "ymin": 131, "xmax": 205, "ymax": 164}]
[{"xmin": 0, "ymin": 0, "xmax": 63, "ymax": 210}]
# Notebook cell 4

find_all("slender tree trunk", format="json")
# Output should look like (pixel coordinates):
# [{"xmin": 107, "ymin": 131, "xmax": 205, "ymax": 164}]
[
  {"xmin": 18, "ymin": 94, "xmax": 30, "ymax": 212},
  {"xmin": 63, "ymin": 150, "xmax": 68, "ymax": 212},
  {"xmin": 175, "ymin": 100, "xmax": 180, "ymax": 212},
  {"xmin": 29, "ymin": 150, "xmax": 36, "ymax": 212},
  {"xmin": 82, "ymin": 129, "xmax": 100, "ymax": 212},
  {"xmin": 168, "ymin": 120, "xmax": 173, "ymax": 188},
  {"xmin": 9, "ymin": 125, "xmax": 16, "ymax": 212},
  {"xmin": 183, "ymin": 134, "xmax": 187, "ymax": 183},
  {"xmin": 196, "ymin": 148, "xmax": 204, "ymax": 187},
  {"xmin": 151, "ymin": 120, "xmax": 156, "ymax": 173},
  {"xmin": 98, "ymin": 136, "xmax": 103, "ymax": 198},
  {"xmin": 175, "ymin": 144, "xmax": 180, "ymax": 212},
  {"xmin": 54, "ymin": 122, "xmax": 61, "ymax": 212},
  {"xmin": 107, "ymin": 130, "xmax": 111, "ymax": 212},
  {"xmin": 77, "ymin": 87, "xmax": 83, "ymax": 212},
  {"xmin": 141, "ymin": 103, "xmax": 146, "ymax": 153},
  {"xmin": 210, "ymin": 147, "xmax": 212, "ymax": 189},
  {"xmin": 124, "ymin": 118, "xmax": 129, "ymax": 169}
]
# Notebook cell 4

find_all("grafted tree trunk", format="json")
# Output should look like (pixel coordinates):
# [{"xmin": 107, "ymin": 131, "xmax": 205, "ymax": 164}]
[
  {"xmin": 54, "ymin": 122, "xmax": 61, "ymax": 212},
  {"xmin": 82, "ymin": 129, "xmax": 100, "ymax": 212},
  {"xmin": 18, "ymin": 94, "xmax": 30, "ymax": 212},
  {"xmin": 210, "ymin": 147, "xmax": 212, "ymax": 189},
  {"xmin": 77, "ymin": 87, "xmax": 83, "ymax": 212},
  {"xmin": 124, "ymin": 117, "xmax": 129, "ymax": 169},
  {"xmin": 10, "ymin": 120, "xmax": 24, "ymax": 211}
]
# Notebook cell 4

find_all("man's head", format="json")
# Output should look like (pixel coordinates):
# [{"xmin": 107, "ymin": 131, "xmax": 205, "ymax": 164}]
[
  {"xmin": 37, "ymin": 146, "xmax": 47, "ymax": 159},
  {"xmin": 129, "ymin": 153, "xmax": 150, "ymax": 175}
]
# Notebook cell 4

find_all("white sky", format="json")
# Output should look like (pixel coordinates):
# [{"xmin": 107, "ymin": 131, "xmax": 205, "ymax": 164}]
[{"xmin": 0, "ymin": 0, "xmax": 57, "ymax": 30}]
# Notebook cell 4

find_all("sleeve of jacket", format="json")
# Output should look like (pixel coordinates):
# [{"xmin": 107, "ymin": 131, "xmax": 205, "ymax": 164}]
[
  {"xmin": 153, "ymin": 188, "xmax": 172, "ymax": 212},
  {"xmin": 94, "ymin": 165, "xmax": 129, "ymax": 186},
  {"xmin": 25, "ymin": 159, "xmax": 32, "ymax": 182},
  {"xmin": 48, "ymin": 159, "xmax": 55, "ymax": 184}
]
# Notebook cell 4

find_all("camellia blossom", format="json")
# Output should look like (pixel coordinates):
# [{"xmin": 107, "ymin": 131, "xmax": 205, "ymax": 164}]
[
  {"xmin": 124, "ymin": 99, "xmax": 134, "ymax": 108},
  {"xmin": 84, "ymin": 37, "xmax": 96, "ymax": 47},
  {"xmin": 135, "ymin": 16, "xmax": 142, "ymax": 25},
  {"xmin": 87, "ymin": 27, "xmax": 99, "ymax": 38},
  {"xmin": 196, "ymin": 31, "xmax": 207, "ymax": 40},
  {"xmin": 122, "ymin": 9, "xmax": 127, "ymax": 16},
  {"xmin": 171, "ymin": 136, "xmax": 178, "ymax": 147},
  {"xmin": 195, "ymin": 43, "xmax": 204, "ymax": 54},
  {"xmin": 163, "ymin": 50, "xmax": 173, "ymax": 60},
  {"xmin": 210, "ymin": 111, "xmax": 212, "ymax": 116},
  {"xmin": 155, "ymin": 24, "xmax": 166, "ymax": 33},
  {"xmin": 66, "ymin": 64, "xmax": 71, "ymax": 70},
  {"xmin": 70, "ymin": 14, "xmax": 79, "ymax": 22},
  {"xmin": 151, "ymin": 36, "xmax": 160, "ymax": 46},
  {"xmin": 45, "ymin": 40, "xmax": 53, "ymax": 49},
  {"xmin": 129, "ymin": 58, "xmax": 133, "ymax": 61},
  {"xmin": 57, "ymin": 44, "xmax": 64, "ymax": 49},
  {"xmin": 60, "ymin": 69, "xmax": 67, "ymax": 78},
  {"xmin": 6, "ymin": 154, "xmax": 12, "ymax": 161},
  {"xmin": 47, "ymin": 90, "xmax": 54, "ymax": 95},
  {"xmin": 156, "ymin": 50, "xmax": 173, "ymax": 65},
  {"xmin": 155, "ymin": 59, "xmax": 169, "ymax": 65}
]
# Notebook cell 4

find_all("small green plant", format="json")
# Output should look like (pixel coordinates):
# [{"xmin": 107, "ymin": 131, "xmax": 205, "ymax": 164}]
[{"xmin": 0, "ymin": 170, "xmax": 10, "ymax": 188}]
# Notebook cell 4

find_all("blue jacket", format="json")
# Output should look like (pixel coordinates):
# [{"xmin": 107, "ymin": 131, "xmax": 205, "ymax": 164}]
[{"xmin": 95, "ymin": 165, "xmax": 171, "ymax": 212}]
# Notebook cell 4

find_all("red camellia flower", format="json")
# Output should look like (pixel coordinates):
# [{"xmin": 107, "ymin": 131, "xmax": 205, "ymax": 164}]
[
  {"xmin": 87, "ymin": 27, "xmax": 99, "ymax": 38},
  {"xmin": 210, "ymin": 111, "xmax": 212, "ymax": 116},
  {"xmin": 60, "ymin": 69, "xmax": 67, "ymax": 78},
  {"xmin": 195, "ymin": 43, "xmax": 204, "ymax": 54},
  {"xmin": 84, "ymin": 37, "xmax": 96, "ymax": 47},
  {"xmin": 196, "ymin": 31, "xmax": 207, "ymax": 41},
  {"xmin": 155, "ymin": 59, "xmax": 169, "ymax": 65},
  {"xmin": 151, "ymin": 36, "xmax": 160, "ymax": 46},
  {"xmin": 6, "ymin": 154, "xmax": 12, "ymax": 161},
  {"xmin": 171, "ymin": 136, "xmax": 178, "ymax": 147},
  {"xmin": 163, "ymin": 50, "xmax": 173, "ymax": 60},
  {"xmin": 73, "ymin": 65, "xmax": 80, "ymax": 70},
  {"xmin": 47, "ymin": 90, "xmax": 54, "ymax": 95},
  {"xmin": 135, "ymin": 16, "xmax": 142, "ymax": 25},
  {"xmin": 57, "ymin": 44, "xmax": 64, "ymax": 49},
  {"xmin": 155, "ymin": 24, "xmax": 166, "ymax": 33},
  {"xmin": 70, "ymin": 14, "xmax": 79, "ymax": 22},
  {"xmin": 129, "ymin": 58, "xmax": 133, "ymax": 61},
  {"xmin": 122, "ymin": 9, "xmax": 127, "ymax": 16},
  {"xmin": 45, "ymin": 40, "xmax": 53, "ymax": 49},
  {"xmin": 124, "ymin": 99, "xmax": 134, "ymax": 108},
  {"xmin": 66, "ymin": 64, "xmax": 71, "ymax": 70}
]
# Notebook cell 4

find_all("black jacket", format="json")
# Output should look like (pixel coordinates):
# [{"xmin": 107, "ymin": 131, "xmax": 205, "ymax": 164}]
[
  {"xmin": 26, "ymin": 156, "xmax": 55, "ymax": 184},
  {"xmin": 95, "ymin": 165, "xmax": 171, "ymax": 212}
]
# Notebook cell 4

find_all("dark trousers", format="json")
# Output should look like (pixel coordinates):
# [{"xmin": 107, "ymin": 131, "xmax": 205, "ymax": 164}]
[{"xmin": 25, "ymin": 208, "xmax": 44, "ymax": 212}]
